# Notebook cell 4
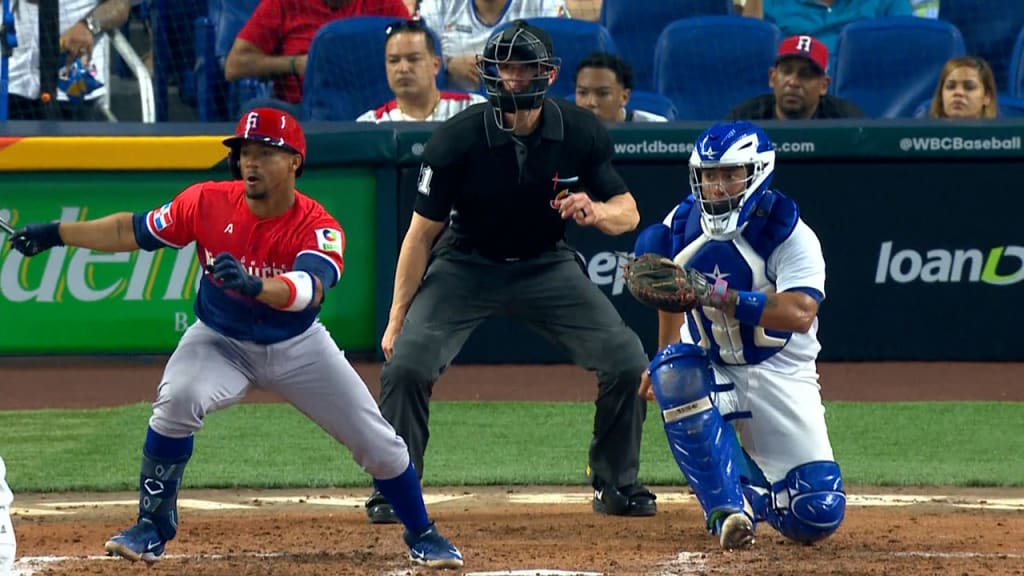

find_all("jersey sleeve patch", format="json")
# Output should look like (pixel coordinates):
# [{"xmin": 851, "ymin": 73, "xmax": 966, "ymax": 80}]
[
  {"xmin": 315, "ymin": 228, "xmax": 344, "ymax": 256},
  {"xmin": 144, "ymin": 200, "xmax": 186, "ymax": 248}
]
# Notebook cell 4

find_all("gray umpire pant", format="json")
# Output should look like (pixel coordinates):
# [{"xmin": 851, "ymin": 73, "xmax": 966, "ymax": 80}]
[{"xmin": 379, "ymin": 242, "xmax": 650, "ymax": 489}]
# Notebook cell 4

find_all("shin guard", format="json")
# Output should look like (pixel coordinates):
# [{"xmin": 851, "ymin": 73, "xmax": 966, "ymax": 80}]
[
  {"xmin": 649, "ymin": 343, "xmax": 747, "ymax": 531},
  {"xmin": 139, "ymin": 428, "xmax": 193, "ymax": 541}
]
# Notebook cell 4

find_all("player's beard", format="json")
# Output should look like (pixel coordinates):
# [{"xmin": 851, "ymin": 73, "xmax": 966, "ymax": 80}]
[{"xmin": 245, "ymin": 185, "xmax": 268, "ymax": 200}]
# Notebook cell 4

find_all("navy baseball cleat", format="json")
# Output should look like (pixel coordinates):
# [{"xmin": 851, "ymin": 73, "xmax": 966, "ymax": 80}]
[
  {"xmin": 403, "ymin": 522, "xmax": 464, "ymax": 569},
  {"xmin": 365, "ymin": 490, "xmax": 399, "ymax": 524},
  {"xmin": 104, "ymin": 518, "xmax": 166, "ymax": 564}
]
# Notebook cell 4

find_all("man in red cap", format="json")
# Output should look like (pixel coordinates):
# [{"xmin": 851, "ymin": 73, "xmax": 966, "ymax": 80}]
[
  {"xmin": 727, "ymin": 34, "xmax": 864, "ymax": 120},
  {"xmin": 6, "ymin": 108, "xmax": 464, "ymax": 570}
]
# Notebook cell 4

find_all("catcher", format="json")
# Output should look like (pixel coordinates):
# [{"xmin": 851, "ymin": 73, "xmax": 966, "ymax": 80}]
[{"xmin": 624, "ymin": 120, "xmax": 845, "ymax": 550}]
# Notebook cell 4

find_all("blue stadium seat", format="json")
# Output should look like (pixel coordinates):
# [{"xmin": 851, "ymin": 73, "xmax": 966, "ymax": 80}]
[
  {"xmin": 939, "ymin": 0, "xmax": 1024, "ymax": 92},
  {"xmin": 832, "ymin": 17, "xmax": 965, "ymax": 118},
  {"xmin": 627, "ymin": 90, "xmax": 678, "ymax": 120},
  {"xmin": 194, "ymin": 0, "xmax": 271, "ymax": 121},
  {"xmin": 494, "ymin": 18, "xmax": 618, "ymax": 100},
  {"xmin": 1010, "ymin": 26, "xmax": 1024, "ymax": 99},
  {"xmin": 600, "ymin": 0, "xmax": 734, "ymax": 92},
  {"xmin": 302, "ymin": 17, "xmax": 445, "ymax": 121},
  {"xmin": 653, "ymin": 16, "xmax": 781, "ymax": 121}
]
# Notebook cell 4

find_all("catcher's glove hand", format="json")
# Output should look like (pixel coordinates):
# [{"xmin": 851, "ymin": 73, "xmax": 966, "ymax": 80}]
[{"xmin": 623, "ymin": 254, "xmax": 703, "ymax": 313}]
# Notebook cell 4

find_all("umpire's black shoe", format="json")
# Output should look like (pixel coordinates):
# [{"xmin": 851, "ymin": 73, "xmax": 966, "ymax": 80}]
[
  {"xmin": 365, "ymin": 490, "xmax": 399, "ymax": 524},
  {"xmin": 592, "ymin": 483, "xmax": 658, "ymax": 517}
]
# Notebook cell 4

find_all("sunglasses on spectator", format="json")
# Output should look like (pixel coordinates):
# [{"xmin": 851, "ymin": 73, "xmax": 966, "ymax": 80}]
[{"xmin": 386, "ymin": 19, "xmax": 427, "ymax": 38}]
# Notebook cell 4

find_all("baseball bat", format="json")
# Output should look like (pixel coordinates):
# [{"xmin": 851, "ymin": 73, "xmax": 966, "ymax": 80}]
[{"xmin": 0, "ymin": 216, "xmax": 15, "ymax": 235}]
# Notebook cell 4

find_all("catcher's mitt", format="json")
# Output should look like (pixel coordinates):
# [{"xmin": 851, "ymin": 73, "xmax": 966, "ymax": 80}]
[{"xmin": 623, "ymin": 254, "xmax": 700, "ymax": 313}]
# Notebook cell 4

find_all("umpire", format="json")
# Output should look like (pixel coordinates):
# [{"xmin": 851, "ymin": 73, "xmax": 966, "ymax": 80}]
[{"xmin": 367, "ymin": 20, "xmax": 656, "ymax": 523}]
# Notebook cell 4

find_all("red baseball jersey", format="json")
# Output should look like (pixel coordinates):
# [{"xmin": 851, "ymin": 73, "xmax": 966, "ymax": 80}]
[{"xmin": 135, "ymin": 180, "xmax": 345, "ymax": 343}]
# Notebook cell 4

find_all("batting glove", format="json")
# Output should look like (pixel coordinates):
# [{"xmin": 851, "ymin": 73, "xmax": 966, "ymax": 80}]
[
  {"xmin": 211, "ymin": 252, "xmax": 263, "ymax": 297},
  {"xmin": 9, "ymin": 223, "xmax": 64, "ymax": 257}
]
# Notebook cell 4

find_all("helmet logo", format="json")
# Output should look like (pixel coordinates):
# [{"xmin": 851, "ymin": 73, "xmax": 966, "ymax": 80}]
[
  {"xmin": 244, "ymin": 111, "xmax": 259, "ymax": 138},
  {"xmin": 700, "ymin": 136, "xmax": 716, "ymax": 158}
]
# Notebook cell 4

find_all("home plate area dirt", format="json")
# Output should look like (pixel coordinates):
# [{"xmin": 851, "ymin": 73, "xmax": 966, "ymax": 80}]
[
  {"xmin": 5, "ymin": 360, "xmax": 1024, "ymax": 575},
  {"xmin": 11, "ymin": 485, "xmax": 1024, "ymax": 576}
]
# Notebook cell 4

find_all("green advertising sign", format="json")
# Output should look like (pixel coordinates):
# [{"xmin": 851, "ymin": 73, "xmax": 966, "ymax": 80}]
[{"xmin": 0, "ymin": 169, "xmax": 377, "ymax": 354}]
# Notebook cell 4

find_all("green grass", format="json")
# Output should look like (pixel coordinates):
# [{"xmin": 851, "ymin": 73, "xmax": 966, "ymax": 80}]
[{"xmin": 1, "ymin": 401, "xmax": 1022, "ymax": 492}]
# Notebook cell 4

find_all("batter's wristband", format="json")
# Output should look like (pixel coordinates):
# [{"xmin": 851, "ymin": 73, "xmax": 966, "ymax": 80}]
[{"xmin": 734, "ymin": 290, "xmax": 767, "ymax": 326}]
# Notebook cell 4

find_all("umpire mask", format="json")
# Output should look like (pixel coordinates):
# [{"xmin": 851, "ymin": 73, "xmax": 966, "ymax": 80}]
[{"xmin": 477, "ymin": 20, "xmax": 560, "ymax": 129}]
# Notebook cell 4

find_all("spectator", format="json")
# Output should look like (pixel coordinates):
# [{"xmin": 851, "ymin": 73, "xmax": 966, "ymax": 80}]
[
  {"xmin": 357, "ymin": 19, "xmax": 486, "ymax": 122},
  {"xmin": 727, "ymin": 34, "xmax": 864, "ymax": 120},
  {"xmin": 928, "ymin": 56, "xmax": 997, "ymax": 119},
  {"xmin": 742, "ymin": 0, "xmax": 912, "ymax": 57},
  {"xmin": 6, "ymin": 0, "xmax": 133, "ymax": 120},
  {"xmin": 224, "ymin": 0, "xmax": 410, "ymax": 114},
  {"xmin": 574, "ymin": 52, "xmax": 667, "ymax": 122},
  {"xmin": 418, "ymin": 0, "xmax": 568, "ymax": 91}
]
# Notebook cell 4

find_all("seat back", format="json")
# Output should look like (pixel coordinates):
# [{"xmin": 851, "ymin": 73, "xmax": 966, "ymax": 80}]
[
  {"xmin": 600, "ymin": 0, "xmax": 733, "ymax": 91},
  {"xmin": 654, "ymin": 16, "xmax": 781, "ymax": 121},
  {"xmin": 939, "ymin": 0, "xmax": 1024, "ymax": 90},
  {"xmin": 1009, "ymin": 26, "xmax": 1024, "ymax": 98},
  {"xmin": 832, "ymin": 16, "xmax": 965, "ymax": 118},
  {"xmin": 626, "ymin": 90, "xmax": 678, "ymax": 120}
]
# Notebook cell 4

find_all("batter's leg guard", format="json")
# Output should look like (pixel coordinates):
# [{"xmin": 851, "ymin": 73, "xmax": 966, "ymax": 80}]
[
  {"xmin": 751, "ymin": 461, "xmax": 846, "ymax": 544},
  {"xmin": 648, "ymin": 344, "xmax": 752, "ymax": 537},
  {"xmin": 137, "ymin": 428, "xmax": 193, "ymax": 542}
]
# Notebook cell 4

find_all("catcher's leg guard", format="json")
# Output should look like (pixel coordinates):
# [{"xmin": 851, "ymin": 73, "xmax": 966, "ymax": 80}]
[
  {"xmin": 649, "ymin": 343, "xmax": 749, "ymax": 532},
  {"xmin": 746, "ymin": 461, "xmax": 845, "ymax": 544},
  {"xmin": 138, "ymin": 427, "xmax": 193, "ymax": 542}
]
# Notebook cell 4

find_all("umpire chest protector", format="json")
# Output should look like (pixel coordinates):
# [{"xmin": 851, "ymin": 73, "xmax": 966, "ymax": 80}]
[{"xmin": 416, "ymin": 99, "xmax": 626, "ymax": 261}]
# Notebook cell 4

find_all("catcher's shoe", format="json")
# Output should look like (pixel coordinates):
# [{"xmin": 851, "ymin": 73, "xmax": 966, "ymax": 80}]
[
  {"xmin": 592, "ymin": 483, "xmax": 658, "ymax": 517},
  {"xmin": 104, "ymin": 518, "xmax": 166, "ymax": 564},
  {"xmin": 365, "ymin": 490, "xmax": 399, "ymax": 524},
  {"xmin": 717, "ymin": 512, "xmax": 756, "ymax": 550},
  {"xmin": 403, "ymin": 522, "xmax": 464, "ymax": 569}
]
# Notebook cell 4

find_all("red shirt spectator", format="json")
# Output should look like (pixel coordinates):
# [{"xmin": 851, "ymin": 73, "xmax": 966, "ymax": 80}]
[{"xmin": 229, "ymin": 0, "xmax": 409, "ymax": 104}]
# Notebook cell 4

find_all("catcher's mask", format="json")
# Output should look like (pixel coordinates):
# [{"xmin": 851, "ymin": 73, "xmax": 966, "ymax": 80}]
[
  {"xmin": 477, "ymin": 20, "xmax": 560, "ymax": 130},
  {"xmin": 223, "ymin": 107, "xmax": 307, "ymax": 180},
  {"xmin": 688, "ymin": 121, "xmax": 775, "ymax": 238}
]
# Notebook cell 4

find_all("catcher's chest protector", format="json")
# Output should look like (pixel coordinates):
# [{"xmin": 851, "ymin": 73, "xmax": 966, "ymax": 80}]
[{"xmin": 670, "ymin": 191, "xmax": 801, "ymax": 264}]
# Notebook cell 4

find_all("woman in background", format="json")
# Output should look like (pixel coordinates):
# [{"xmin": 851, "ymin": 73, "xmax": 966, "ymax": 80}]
[{"xmin": 929, "ymin": 56, "xmax": 998, "ymax": 119}]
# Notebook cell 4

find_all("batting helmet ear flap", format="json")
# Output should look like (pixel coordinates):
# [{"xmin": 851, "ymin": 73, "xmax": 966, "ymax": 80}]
[{"xmin": 228, "ymin": 147, "xmax": 242, "ymax": 180}]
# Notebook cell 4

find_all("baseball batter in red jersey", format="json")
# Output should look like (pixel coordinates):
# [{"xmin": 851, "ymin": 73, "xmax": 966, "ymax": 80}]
[{"xmin": 7, "ymin": 108, "xmax": 463, "ymax": 570}]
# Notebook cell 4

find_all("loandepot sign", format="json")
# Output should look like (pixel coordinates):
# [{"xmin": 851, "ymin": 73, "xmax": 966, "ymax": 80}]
[{"xmin": 875, "ymin": 241, "xmax": 1024, "ymax": 285}]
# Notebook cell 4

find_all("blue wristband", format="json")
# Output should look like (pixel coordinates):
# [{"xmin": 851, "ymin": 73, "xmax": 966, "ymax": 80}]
[{"xmin": 733, "ymin": 291, "xmax": 767, "ymax": 326}]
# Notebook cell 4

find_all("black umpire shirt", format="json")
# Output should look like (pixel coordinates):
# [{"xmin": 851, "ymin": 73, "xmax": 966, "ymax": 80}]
[
  {"xmin": 726, "ymin": 94, "xmax": 865, "ymax": 120},
  {"xmin": 414, "ymin": 98, "xmax": 629, "ymax": 261}
]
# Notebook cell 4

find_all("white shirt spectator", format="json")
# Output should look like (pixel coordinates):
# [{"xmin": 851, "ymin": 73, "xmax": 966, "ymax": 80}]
[
  {"xmin": 357, "ymin": 91, "xmax": 487, "ymax": 122},
  {"xmin": 8, "ymin": 0, "xmax": 109, "ymax": 101},
  {"xmin": 418, "ymin": 0, "xmax": 568, "ymax": 60},
  {"xmin": 625, "ymin": 109, "xmax": 667, "ymax": 122},
  {"xmin": 0, "ymin": 456, "xmax": 15, "ymax": 575}
]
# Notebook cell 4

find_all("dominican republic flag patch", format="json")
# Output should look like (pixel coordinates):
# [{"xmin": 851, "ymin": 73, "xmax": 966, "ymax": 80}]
[{"xmin": 151, "ymin": 202, "xmax": 173, "ymax": 231}]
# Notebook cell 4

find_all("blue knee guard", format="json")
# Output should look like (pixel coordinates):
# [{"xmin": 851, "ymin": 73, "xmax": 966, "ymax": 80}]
[
  {"xmin": 757, "ymin": 461, "xmax": 846, "ymax": 544},
  {"xmin": 649, "ymin": 343, "xmax": 746, "ymax": 531}
]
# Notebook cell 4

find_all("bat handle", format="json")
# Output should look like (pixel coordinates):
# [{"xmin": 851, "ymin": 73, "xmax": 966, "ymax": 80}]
[{"xmin": 0, "ymin": 218, "xmax": 15, "ymax": 235}]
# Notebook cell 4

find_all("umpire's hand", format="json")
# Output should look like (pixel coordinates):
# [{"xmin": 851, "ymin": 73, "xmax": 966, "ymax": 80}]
[
  {"xmin": 556, "ymin": 192, "xmax": 599, "ymax": 227},
  {"xmin": 8, "ymin": 223, "xmax": 65, "ymax": 257}
]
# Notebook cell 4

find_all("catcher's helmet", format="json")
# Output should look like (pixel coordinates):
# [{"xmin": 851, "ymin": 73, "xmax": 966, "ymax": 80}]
[
  {"xmin": 477, "ymin": 20, "xmax": 560, "ymax": 123},
  {"xmin": 688, "ymin": 121, "xmax": 776, "ymax": 238},
  {"xmin": 223, "ymin": 107, "xmax": 307, "ymax": 179}
]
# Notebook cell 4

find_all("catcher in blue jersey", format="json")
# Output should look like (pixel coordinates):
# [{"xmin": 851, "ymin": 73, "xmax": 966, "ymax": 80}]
[{"xmin": 625, "ymin": 121, "xmax": 845, "ymax": 550}]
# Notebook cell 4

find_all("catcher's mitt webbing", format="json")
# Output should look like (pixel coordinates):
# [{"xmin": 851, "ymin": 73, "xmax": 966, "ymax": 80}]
[{"xmin": 623, "ymin": 254, "xmax": 699, "ymax": 313}]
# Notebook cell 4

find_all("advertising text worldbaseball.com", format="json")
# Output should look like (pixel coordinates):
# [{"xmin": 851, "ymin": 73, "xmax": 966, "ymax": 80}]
[{"xmin": 613, "ymin": 139, "xmax": 816, "ymax": 157}]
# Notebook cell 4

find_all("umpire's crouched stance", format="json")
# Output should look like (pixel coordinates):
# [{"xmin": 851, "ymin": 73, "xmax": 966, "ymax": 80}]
[{"xmin": 366, "ymin": 20, "xmax": 655, "ymax": 523}]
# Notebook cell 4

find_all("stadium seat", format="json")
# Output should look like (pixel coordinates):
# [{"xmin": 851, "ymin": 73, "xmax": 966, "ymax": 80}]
[
  {"xmin": 626, "ymin": 90, "xmax": 678, "ymax": 120},
  {"xmin": 1010, "ymin": 26, "xmax": 1024, "ymax": 99},
  {"xmin": 600, "ymin": 0, "xmax": 734, "ymax": 92},
  {"xmin": 495, "ymin": 18, "xmax": 618, "ymax": 100},
  {"xmin": 939, "ymin": 0, "xmax": 1024, "ymax": 92},
  {"xmin": 302, "ymin": 17, "xmax": 445, "ymax": 121},
  {"xmin": 151, "ymin": 0, "xmax": 207, "ymax": 120},
  {"xmin": 653, "ymin": 16, "xmax": 781, "ymax": 121},
  {"xmin": 832, "ymin": 17, "xmax": 965, "ymax": 118},
  {"xmin": 194, "ymin": 0, "xmax": 271, "ymax": 122}
]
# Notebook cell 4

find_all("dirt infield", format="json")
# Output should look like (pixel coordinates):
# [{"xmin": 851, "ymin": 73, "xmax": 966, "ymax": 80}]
[{"xmin": 4, "ymin": 360, "xmax": 1024, "ymax": 575}]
